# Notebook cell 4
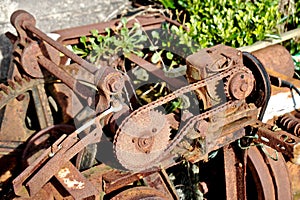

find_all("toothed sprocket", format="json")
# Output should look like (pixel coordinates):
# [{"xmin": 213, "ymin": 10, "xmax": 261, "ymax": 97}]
[
  {"xmin": 224, "ymin": 68, "xmax": 255, "ymax": 100},
  {"xmin": 114, "ymin": 109, "xmax": 171, "ymax": 171}
]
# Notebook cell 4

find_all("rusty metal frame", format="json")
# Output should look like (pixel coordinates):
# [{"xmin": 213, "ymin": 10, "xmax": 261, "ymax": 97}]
[{"xmin": 0, "ymin": 8, "xmax": 299, "ymax": 200}]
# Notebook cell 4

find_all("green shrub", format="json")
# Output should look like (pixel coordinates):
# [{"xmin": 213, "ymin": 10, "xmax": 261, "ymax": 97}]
[
  {"xmin": 168, "ymin": 0, "xmax": 282, "ymax": 49},
  {"xmin": 281, "ymin": 1, "xmax": 300, "ymax": 56}
]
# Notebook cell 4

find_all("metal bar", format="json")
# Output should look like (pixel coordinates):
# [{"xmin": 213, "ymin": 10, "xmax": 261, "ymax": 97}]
[
  {"xmin": 238, "ymin": 28, "xmax": 300, "ymax": 52},
  {"xmin": 105, "ymin": 171, "xmax": 155, "ymax": 194},
  {"xmin": 54, "ymin": 161, "xmax": 98, "ymax": 199},
  {"xmin": 53, "ymin": 15, "xmax": 165, "ymax": 44},
  {"xmin": 37, "ymin": 55, "xmax": 93, "ymax": 99},
  {"xmin": 13, "ymin": 134, "xmax": 67, "ymax": 196},
  {"xmin": 223, "ymin": 144, "xmax": 246, "ymax": 200},
  {"xmin": 158, "ymin": 169, "xmax": 180, "ymax": 200},
  {"xmin": 26, "ymin": 125, "xmax": 102, "ymax": 196},
  {"xmin": 127, "ymin": 53, "xmax": 187, "ymax": 89},
  {"xmin": 25, "ymin": 24, "xmax": 98, "ymax": 74},
  {"xmin": 253, "ymin": 121, "xmax": 300, "ymax": 158},
  {"xmin": 31, "ymin": 84, "xmax": 53, "ymax": 128}
]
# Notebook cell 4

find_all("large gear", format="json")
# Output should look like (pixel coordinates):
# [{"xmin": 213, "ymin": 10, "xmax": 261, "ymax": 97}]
[
  {"xmin": 114, "ymin": 110, "xmax": 171, "ymax": 171},
  {"xmin": 0, "ymin": 75, "xmax": 45, "ymax": 109}
]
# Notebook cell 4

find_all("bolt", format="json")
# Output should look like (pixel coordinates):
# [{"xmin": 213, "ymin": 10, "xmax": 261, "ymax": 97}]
[
  {"xmin": 240, "ymin": 83, "xmax": 248, "ymax": 92},
  {"xmin": 107, "ymin": 76, "xmax": 124, "ymax": 93}
]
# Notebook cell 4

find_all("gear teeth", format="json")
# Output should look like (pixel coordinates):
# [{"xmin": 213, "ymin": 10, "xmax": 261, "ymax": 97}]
[
  {"xmin": 0, "ymin": 76, "xmax": 43, "ymax": 110},
  {"xmin": 0, "ymin": 84, "xmax": 10, "ymax": 95},
  {"xmin": 14, "ymin": 75, "xmax": 23, "ymax": 86},
  {"xmin": 224, "ymin": 76, "xmax": 231, "ymax": 99},
  {"xmin": 23, "ymin": 75, "xmax": 31, "ymax": 82},
  {"xmin": 7, "ymin": 80, "xmax": 16, "ymax": 90}
]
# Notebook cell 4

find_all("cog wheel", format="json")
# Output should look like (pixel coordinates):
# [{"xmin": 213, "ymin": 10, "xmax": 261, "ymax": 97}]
[
  {"xmin": 0, "ymin": 75, "xmax": 44, "ymax": 109},
  {"xmin": 224, "ymin": 69, "xmax": 254, "ymax": 100},
  {"xmin": 114, "ymin": 110, "xmax": 171, "ymax": 171}
]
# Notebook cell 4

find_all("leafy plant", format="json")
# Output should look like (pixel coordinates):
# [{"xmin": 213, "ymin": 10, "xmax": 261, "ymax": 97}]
[
  {"xmin": 72, "ymin": 18, "xmax": 147, "ymax": 65},
  {"xmin": 280, "ymin": 0, "xmax": 300, "ymax": 76}
]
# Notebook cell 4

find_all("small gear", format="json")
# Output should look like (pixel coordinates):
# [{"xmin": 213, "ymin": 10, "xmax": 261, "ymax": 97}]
[
  {"xmin": 224, "ymin": 69, "xmax": 254, "ymax": 100},
  {"xmin": 114, "ymin": 110, "xmax": 171, "ymax": 171}
]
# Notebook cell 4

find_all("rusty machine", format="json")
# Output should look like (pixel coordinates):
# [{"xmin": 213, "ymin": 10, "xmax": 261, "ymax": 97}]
[{"xmin": 0, "ymin": 10, "xmax": 300, "ymax": 200}]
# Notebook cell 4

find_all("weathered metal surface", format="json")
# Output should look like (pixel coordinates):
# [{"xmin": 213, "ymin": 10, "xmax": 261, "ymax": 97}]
[
  {"xmin": 53, "ymin": 15, "xmax": 165, "ymax": 45},
  {"xmin": 144, "ymin": 171, "xmax": 179, "ymax": 200},
  {"xmin": 252, "ymin": 44, "xmax": 295, "ymax": 78},
  {"xmin": 247, "ymin": 146, "xmax": 276, "ymax": 199},
  {"xmin": 223, "ymin": 144, "xmax": 246, "ymax": 200},
  {"xmin": 253, "ymin": 120, "xmax": 300, "ymax": 160},
  {"xmin": 111, "ymin": 186, "xmax": 170, "ymax": 200},
  {"xmin": 55, "ymin": 161, "xmax": 99, "ymax": 199},
  {"xmin": 277, "ymin": 112, "xmax": 300, "ymax": 137},
  {"xmin": 115, "ymin": 109, "xmax": 171, "ymax": 171},
  {"xmin": 24, "ymin": 121, "xmax": 103, "ymax": 196},
  {"xmin": 262, "ymin": 145, "xmax": 293, "ymax": 200},
  {"xmin": 0, "ymin": 8, "xmax": 299, "ymax": 200},
  {"xmin": 103, "ymin": 169, "xmax": 162, "ymax": 194},
  {"xmin": 247, "ymin": 145, "xmax": 293, "ymax": 200},
  {"xmin": 21, "ymin": 124, "xmax": 75, "ymax": 167}
]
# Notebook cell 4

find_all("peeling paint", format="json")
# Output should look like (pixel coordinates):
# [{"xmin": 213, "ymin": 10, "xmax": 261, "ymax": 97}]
[
  {"xmin": 63, "ymin": 178, "xmax": 85, "ymax": 189},
  {"xmin": 58, "ymin": 167, "xmax": 70, "ymax": 178},
  {"xmin": 58, "ymin": 167, "xmax": 85, "ymax": 189}
]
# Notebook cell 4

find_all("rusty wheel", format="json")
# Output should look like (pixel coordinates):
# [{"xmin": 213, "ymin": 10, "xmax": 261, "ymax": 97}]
[
  {"xmin": 247, "ymin": 146, "xmax": 292, "ymax": 200},
  {"xmin": 224, "ymin": 144, "xmax": 292, "ymax": 200},
  {"xmin": 183, "ymin": 144, "xmax": 292, "ymax": 200},
  {"xmin": 242, "ymin": 52, "xmax": 271, "ymax": 120},
  {"xmin": 114, "ymin": 109, "xmax": 171, "ymax": 172},
  {"xmin": 22, "ymin": 124, "xmax": 75, "ymax": 167},
  {"xmin": 111, "ymin": 186, "xmax": 170, "ymax": 200},
  {"xmin": 223, "ymin": 144, "xmax": 292, "ymax": 200}
]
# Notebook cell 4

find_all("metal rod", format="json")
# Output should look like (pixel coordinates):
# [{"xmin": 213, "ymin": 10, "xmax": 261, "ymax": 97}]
[
  {"xmin": 37, "ymin": 55, "xmax": 93, "ymax": 99},
  {"xmin": 25, "ymin": 24, "xmax": 98, "ymax": 74}
]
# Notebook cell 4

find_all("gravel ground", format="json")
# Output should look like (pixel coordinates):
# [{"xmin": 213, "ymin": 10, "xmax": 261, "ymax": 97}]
[{"xmin": 0, "ymin": 0, "xmax": 129, "ymax": 81}]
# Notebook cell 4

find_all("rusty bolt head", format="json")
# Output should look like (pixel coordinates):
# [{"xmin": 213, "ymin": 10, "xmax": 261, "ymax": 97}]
[
  {"xmin": 229, "ymin": 72, "xmax": 254, "ymax": 99},
  {"xmin": 106, "ymin": 76, "xmax": 124, "ymax": 93},
  {"xmin": 98, "ymin": 71, "xmax": 124, "ymax": 94}
]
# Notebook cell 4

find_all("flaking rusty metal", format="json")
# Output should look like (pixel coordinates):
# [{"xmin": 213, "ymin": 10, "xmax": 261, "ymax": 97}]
[{"xmin": 0, "ymin": 8, "xmax": 299, "ymax": 200}]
